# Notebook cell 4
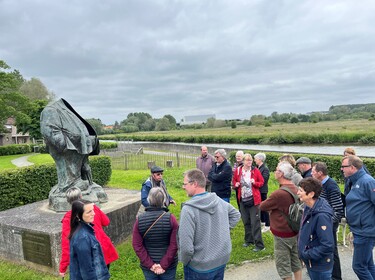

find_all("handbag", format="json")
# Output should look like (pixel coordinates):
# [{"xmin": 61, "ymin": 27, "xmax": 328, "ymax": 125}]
[
  {"xmin": 242, "ymin": 195, "xmax": 254, "ymax": 207},
  {"xmin": 143, "ymin": 211, "xmax": 167, "ymax": 238}
]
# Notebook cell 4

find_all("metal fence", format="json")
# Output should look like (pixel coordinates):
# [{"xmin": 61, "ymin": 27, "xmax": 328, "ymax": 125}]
[{"xmin": 101, "ymin": 149, "xmax": 196, "ymax": 170}]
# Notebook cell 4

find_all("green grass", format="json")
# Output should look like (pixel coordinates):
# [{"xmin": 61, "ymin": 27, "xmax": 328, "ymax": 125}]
[{"xmin": 0, "ymin": 154, "xmax": 30, "ymax": 169}]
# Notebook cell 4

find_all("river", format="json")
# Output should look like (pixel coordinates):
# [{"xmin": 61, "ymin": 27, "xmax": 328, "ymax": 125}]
[{"xmin": 126, "ymin": 142, "xmax": 375, "ymax": 157}]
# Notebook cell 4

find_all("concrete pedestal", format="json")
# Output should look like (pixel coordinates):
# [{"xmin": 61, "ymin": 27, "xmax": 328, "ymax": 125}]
[{"xmin": 0, "ymin": 188, "xmax": 141, "ymax": 275}]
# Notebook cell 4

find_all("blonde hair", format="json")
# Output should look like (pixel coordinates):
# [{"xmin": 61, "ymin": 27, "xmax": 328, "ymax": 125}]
[{"xmin": 344, "ymin": 147, "xmax": 356, "ymax": 156}]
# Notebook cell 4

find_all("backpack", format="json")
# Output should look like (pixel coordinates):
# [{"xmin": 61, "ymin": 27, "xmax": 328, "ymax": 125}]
[{"xmin": 279, "ymin": 186, "xmax": 304, "ymax": 232}]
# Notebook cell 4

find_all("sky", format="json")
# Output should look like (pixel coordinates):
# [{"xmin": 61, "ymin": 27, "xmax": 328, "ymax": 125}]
[{"xmin": 1, "ymin": 0, "xmax": 375, "ymax": 125}]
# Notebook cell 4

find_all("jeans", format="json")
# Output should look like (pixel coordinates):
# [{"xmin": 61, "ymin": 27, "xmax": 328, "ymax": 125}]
[
  {"xmin": 307, "ymin": 268, "xmax": 332, "ymax": 280},
  {"xmin": 142, "ymin": 267, "xmax": 177, "ymax": 280},
  {"xmin": 183, "ymin": 265, "xmax": 225, "ymax": 280},
  {"xmin": 352, "ymin": 236, "xmax": 375, "ymax": 280}
]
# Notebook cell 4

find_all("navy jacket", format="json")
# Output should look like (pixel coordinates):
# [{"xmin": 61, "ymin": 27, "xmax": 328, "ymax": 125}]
[
  {"xmin": 208, "ymin": 159, "xmax": 232, "ymax": 198},
  {"xmin": 346, "ymin": 168, "xmax": 375, "ymax": 238},
  {"xmin": 298, "ymin": 197, "xmax": 334, "ymax": 272},
  {"xmin": 70, "ymin": 222, "xmax": 110, "ymax": 280}
]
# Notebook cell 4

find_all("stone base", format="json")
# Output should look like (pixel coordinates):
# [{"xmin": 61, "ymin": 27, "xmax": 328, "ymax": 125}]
[{"xmin": 0, "ymin": 188, "xmax": 141, "ymax": 275}]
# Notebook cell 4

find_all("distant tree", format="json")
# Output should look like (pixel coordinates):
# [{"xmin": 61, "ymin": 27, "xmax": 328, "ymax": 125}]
[
  {"xmin": 250, "ymin": 114, "xmax": 267, "ymax": 125},
  {"xmin": 19, "ymin": 77, "xmax": 55, "ymax": 101},
  {"xmin": 213, "ymin": 119, "xmax": 227, "ymax": 128},
  {"xmin": 231, "ymin": 121, "xmax": 237, "ymax": 129},
  {"xmin": 206, "ymin": 117, "xmax": 215, "ymax": 128},
  {"xmin": 86, "ymin": 118, "xmax": 104, "ymax": 135},
  {"xmin": 142, "ymin": 118, "xmax": 156, "ymax": 131},
  {"xmin": 155, "ymin": 117, "xmax": 171, "ymax": 131},
  {"xmin": 0, "ymin": 60, "xmax": 24, "ymax": 94},
  {"xmin": 121, "ymin": 112, "xmax": 153, "ymax": 131},
  {"xmin": 290, "ymin": 116, "xmax": 299, "ymax": 123},
  {"xmin": 163, "ymin": 114, "xmax": 177, "ymax": 129},
  {"xmin": 114, "ymin": 121, "xmax": 120, "ymax": 130}
]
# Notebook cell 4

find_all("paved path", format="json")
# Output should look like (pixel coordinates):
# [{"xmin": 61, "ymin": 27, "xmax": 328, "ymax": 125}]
[
  {"xmin": 11, "ymin": 155, "xmax": 34, "ymax": 167},
  {"xmin": 225, "ymin": 245, "xmax": 364, "ymax": 280}
]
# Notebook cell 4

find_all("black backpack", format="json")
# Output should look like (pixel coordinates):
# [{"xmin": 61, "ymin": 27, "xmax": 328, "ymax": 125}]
[{"xmin": 279, "ymin": 187, "xmax": 304, "ymax": 232}]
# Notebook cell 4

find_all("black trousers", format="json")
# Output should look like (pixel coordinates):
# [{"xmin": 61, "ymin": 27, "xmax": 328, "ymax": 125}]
[
  {"xmin": 332, "ymin": 222, "xmax": 342, "ymax": 280},
  {"xmin": 260, "ymin": 192, "xmax": 270, "ymax": 227}
]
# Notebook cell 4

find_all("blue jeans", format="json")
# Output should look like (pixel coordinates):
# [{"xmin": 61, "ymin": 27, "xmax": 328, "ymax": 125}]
[
  {"xmin": 184, "ymin": 265, "xmax": 225, "ymax": 280},
  {"xmin": 142, "ymin": 267, "xmax": 177, "ymax": 280},
  {"xmin": 352, "ymin": 236, "xmax": 375, "ymax": 280},
  {"xmin": 221, "ymin": 197, "xmax": 230, "ymax": 203},
  {"xmin": 307, "ymin": 268, "xmax": 332, "ymax": 280}
]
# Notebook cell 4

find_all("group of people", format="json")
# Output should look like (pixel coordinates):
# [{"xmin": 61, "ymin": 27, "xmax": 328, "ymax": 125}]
[{"xmin": 58, "ymin": 145, "xmax": 374, "ymax": 280}]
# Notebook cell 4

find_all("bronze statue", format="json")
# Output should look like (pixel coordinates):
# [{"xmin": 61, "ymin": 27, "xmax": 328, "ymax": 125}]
[{"xmin": 40, "ymin": 98, "xmax": 108, "ymax": 211}]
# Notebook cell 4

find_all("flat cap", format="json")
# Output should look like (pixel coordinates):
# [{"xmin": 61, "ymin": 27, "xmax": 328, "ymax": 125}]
[
  {"xmin": 296, "ymin": 157, "xmax": 311, "ymax": 164},
  {"xmin": 151, "ymin": 166, "xmax": 164, "ymax": 173}
]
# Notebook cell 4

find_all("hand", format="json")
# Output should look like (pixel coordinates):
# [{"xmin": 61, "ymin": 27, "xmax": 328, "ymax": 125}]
[
  {"xmin": 151, "ymin": 263, "xmax": 165, "ymax": 275},
  {"xmin": 235, "ymin": 182, "xmax": 240, "ymax": 188},
  {"xmin": 59, "ymin": 272, "xmax": 65, "ymax": 277},
  {"xmin": 170, "ymin": 200, "xmax": 177, "ymax": 206}
]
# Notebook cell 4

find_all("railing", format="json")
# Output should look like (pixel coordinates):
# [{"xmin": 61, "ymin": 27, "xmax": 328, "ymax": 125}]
[{"xmin": 104, "ymin": 150, "xmax": 196, "ymax": 170}]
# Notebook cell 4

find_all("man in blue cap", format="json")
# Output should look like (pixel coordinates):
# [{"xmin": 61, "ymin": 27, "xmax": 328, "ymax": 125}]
[{"xmin": 141, "ymin": 166, "xmax": 176, "ymax": 208}]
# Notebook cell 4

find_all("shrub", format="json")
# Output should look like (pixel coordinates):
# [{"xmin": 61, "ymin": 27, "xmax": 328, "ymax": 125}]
[
  {"xmin": 0, "ymin": 156, "xmax": 112, "ymax": 211},
  {"xmin": 0, "ymin": 144, "xmax": 31, "ymax": 156}
]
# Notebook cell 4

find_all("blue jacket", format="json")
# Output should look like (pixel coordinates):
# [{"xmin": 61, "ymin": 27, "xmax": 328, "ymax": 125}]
[
  {"xmin": 345, "ymin": 168, "xmax": 375, "ymax": 238},
  {"xmin": 70, "ymin": 222, "xmax": 110, "ymax": 280},
  {"xmin": 208, "ymin": 159, "xmax": 232, "ymax": 199},
  {"xmin": 141, "ymin": 177, "xmax": 173, "ymax": 207},
  {"xmin": 298, "ymin": 197, "xmax": 334, "ymax": 272}
]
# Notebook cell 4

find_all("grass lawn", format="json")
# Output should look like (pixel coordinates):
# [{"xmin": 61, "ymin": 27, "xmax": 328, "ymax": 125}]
[{"xmin": 0, "ymin": 154, "xmax": 31, "ymax": 169}]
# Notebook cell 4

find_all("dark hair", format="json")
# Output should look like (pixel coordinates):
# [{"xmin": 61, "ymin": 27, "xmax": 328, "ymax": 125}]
[
  {"xmin": 299, "ymin": 177, "xmax": 322, "ymax": 199},
  {"xmin": 68, "ymin": 199, "xmax": 92, "ymax": 240},
  {"xmin": 312, "ymin": 161, "xmax": 328, "ymax": 176}
]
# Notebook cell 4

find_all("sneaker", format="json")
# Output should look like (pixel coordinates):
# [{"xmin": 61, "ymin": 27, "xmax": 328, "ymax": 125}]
[
  {"xmin": 252, "ymin": 247, "xmax": 265, "ymax": 252},
  {"xmin": 262, "ymin": 226, "xmax": 270, "ymax": 233},
  {"xmin": 242, "ymin": 242, "xmax": 254, "ymax": 247}
]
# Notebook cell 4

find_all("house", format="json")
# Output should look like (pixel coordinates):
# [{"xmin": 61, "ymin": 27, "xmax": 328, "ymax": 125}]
[
  {"xmin": 181, "ymin": 114, "xmax": 216, "ymax": 125},
  {"xmin": 0, "ymin": 117, "xmax": 30, "ymax": 146}
]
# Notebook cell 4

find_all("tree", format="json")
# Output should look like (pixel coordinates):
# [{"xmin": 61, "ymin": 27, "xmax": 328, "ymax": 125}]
[
  {"xmin": 231, "ymin": 121, "xmax": 237, "ymax": 129},
  {"xmin": 0, "ymin": 60, "xmax": 24, "ymax": 94},
  {"xmin": 206, "ymin": 117, "xmax": 216, "ymax": 128},
  {"xmin": 163, "ymin": 114, "xmax": 177, "ymax": 129},
  {"xmin": 86, "ymin": 118, "xmax": 104, "ymax": 135},
  {"xmin": 19, "ymin": 77, "xmax": 55, "ymax": 101},
  {"xmin": 155, "ymin": 117, "xmax": 171, "ymax": 131},
  {"xmin": 16, "ymin": 99, "xmax": 48, "ymax": 139}
]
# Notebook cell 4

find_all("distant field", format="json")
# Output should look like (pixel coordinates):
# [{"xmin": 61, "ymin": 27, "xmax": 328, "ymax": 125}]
[{"xmin": 103, "ymin": 119, "xmax": 374, "ymax": 137}]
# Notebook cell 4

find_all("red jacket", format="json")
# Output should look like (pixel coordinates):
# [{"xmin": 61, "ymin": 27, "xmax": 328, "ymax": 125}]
[
  {"xmin": 59, "ymin": 204, "xmax": 119, "ymax": 273},
  {"xmin": 232, "ymin": 166, "xmax": 264, "ymax": 206}
]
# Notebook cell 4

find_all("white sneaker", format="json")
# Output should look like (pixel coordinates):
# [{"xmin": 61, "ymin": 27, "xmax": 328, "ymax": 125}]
[{"xmin": 262, "ymin": 226, "xmax": 270, "ymax": 233}]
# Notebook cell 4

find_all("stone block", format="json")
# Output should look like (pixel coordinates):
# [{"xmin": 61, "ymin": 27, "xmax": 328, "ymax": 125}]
[{"xmin": 0, "ymin": 188, "xmax": 141, "ymax": 275}]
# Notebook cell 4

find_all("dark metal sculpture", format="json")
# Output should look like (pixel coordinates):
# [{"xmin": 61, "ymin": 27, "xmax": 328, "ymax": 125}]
[{"xmin": 40, "ymin": 98, "xmax": 108, "ymax": 211}]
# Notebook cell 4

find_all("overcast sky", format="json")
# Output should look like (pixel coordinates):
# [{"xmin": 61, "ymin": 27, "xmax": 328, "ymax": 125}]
[{"xmin": 1, "ymin": 0, "xmax": 375, "ymax": 125}]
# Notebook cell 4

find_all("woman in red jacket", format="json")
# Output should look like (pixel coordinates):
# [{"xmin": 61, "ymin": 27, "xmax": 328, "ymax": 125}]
[
  {"xmin": 59, "ymin": 187, "xmax": 118, "ymax": 277},
  {"xmin": 232, "ymin": 153, "xmax": 265, "ymax": 252}
]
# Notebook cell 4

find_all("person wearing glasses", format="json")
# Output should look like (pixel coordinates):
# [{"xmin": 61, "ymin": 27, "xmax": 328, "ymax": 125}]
[
  {"xmin": 141, "ymin": 166, "xmax": 176, "ymax": 208},
  {"xmin": 179, "ymin": 169, "xmax": 240, "ymax": 279},
  {"xmin": 341, "ymin": 155, "xmax": 375, "ymax": 280},
  {"xmin": 208, "ymin": 149, "xmax": 233, "ymax": 203}
]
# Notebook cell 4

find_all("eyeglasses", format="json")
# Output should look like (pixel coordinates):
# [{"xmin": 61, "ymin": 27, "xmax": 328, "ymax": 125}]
[
  {"xmin": 154, "ymin": 173, "xmax": 163, "ymax": 176},
  {"xmin": 341, "ymin": 165, "xmax": 351, "ymax": 168},
  {"xmin": 214, "ymin": 156, "xmax": 221, "ymax": 159},
  {"xmin": 182, "ymin": 181, "xmax": 193, "ymax": 186}
]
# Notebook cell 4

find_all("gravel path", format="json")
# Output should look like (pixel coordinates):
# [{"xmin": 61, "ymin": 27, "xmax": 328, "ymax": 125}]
[
  {"xmin": 224, "ymin": 245, "xmax": 363, "ymax": 280},
  {"xmin": 11, "ymin": 155, "xmax": 34, "ymax": 167}
]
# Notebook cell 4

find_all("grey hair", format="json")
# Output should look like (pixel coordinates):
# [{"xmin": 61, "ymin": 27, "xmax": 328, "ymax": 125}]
[
  {"xmin": 236, "ymin": 150, "xmax": 244, "ymax": 157},
  {"xmin": 147, "ymin": 187, "xmax": 166, "ymax": 207},
  {"xmin": 277, "ymin": 162, "xmax": 295, "ymax": 180},
  {"xmin": 215, "ymin": 149, "xmax": 227, "ymax": 158},
  {"xmin": 66, "ymin": 187, "xmax": 82, "ymax": 204},
  {"xmin": 254, "ymin": 152, "xmax": 266, "ymax": 162}
]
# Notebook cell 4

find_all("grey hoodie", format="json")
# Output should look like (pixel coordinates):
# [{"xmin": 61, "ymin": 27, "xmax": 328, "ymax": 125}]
[{"xmin": 178, "ymin": 192, "xmax": 240, "ymax": 272}]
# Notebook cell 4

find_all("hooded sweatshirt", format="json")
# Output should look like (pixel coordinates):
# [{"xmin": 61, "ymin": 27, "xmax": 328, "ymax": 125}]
[
  {"xmin": 178, "ymin": 192, "xmax": 240, "ymax": 272},
  {"xmin": 298, "ymin": 197, "xmax": 334, "ymax": 272}
]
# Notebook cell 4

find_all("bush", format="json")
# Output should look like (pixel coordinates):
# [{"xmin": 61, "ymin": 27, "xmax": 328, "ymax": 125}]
[
  {"xmin": 0, "ymin": 156, "xmax": 112, "ymax": 211},
  {"xmin": 0, "ymin": 144, "xmax": 31, "ymax": 156}
]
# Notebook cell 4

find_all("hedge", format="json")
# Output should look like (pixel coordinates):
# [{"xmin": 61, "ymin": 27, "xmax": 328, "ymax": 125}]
[
  {"xmin": 229, "ymin": 150, "xmax": 375, "ymax": 184},
  {"xmin": 0, "ymin": 156, "xmax": 112, "ymax": 211},
  {"xmin": 0, "ymin": 141, "xmax": 118, "ymax": 156}
]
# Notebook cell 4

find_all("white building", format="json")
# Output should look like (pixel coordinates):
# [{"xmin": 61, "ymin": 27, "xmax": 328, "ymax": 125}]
[{"xmin": 181, "ymin": 114, "xmax": 216, "ymax": 125}]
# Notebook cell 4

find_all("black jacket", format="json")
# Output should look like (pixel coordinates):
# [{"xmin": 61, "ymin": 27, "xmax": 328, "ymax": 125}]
[{"xmin": 208, "ymin": 159, "xmax": 232, "ymax": 198}]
